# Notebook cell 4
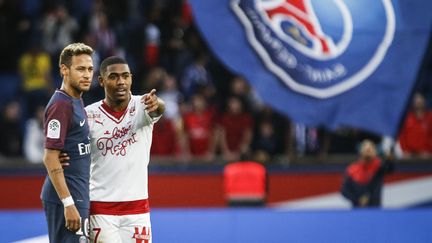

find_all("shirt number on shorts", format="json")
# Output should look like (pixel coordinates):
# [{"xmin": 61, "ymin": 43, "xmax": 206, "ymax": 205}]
[{"xmin": 93, "ymin": 228, "xmax": 101, "ymax": 243}]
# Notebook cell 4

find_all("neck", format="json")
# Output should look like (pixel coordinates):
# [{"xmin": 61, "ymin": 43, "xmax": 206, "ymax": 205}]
[
  {"xmin": 362, "ymin": 156, "xmax": 374, "ymax": 163},
  {"xmin": 61, "ymin": 82, "xmax": 81, "ymax": 98},
  {"xmin": 414, "ymin": 109, "xmax": 424, "ymax": 118},
  {"xmin": 104, "ymin": 97, "xmax": 130, "ymax": 112}
]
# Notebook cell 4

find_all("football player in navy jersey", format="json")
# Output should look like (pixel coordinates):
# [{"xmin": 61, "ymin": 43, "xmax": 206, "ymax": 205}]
[{"xmin": 41, "ymin": 43, "xmax": 94, "ymax": 242}]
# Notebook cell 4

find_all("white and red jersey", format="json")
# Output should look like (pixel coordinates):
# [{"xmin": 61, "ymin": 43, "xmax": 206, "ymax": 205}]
[{"xmin": 85, "ymin": 95, "xmax": 160, "ymax": 203}]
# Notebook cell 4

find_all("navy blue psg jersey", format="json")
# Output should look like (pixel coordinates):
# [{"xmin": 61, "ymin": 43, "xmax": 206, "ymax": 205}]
[{"xmin": 41, "ymin": 90, "xmax": 91, "ymax": 209}]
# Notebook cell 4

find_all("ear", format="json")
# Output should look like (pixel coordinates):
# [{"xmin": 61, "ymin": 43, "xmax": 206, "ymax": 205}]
[
  {"xmin": 98, "ymin": 76, "xmax": 104, "ymax": 87},
  {"xmin": 59, "ymin": 64, "xmax": 68, "ymax": 77}
]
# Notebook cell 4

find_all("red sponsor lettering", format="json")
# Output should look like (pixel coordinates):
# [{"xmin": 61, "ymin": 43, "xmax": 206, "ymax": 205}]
[
  {"xmin": 133, "ymin": 227, "xmax": 151, "ymax": 243},
  {"xmin": 97, "ymin": 125, "xmax": 138, "ymax": 156}
]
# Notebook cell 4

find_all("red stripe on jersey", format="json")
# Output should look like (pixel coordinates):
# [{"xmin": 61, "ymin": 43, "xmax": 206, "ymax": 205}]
[
  {"xmin": 90, "ymin": 199, "xmax": 150, "ymax": 215},
  {"xmin": 99, "ymin": 101, "xmax": 128, "ymax": 124}
]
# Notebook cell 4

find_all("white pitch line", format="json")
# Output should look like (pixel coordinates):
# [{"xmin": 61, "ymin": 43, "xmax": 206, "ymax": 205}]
[
  {"xmin": 383, "ymin": 175, "xmax": 432, "ymax": 207},
  {"xmin": 272, "ymin": 175, "xmax": 432, "ymax": 209},
  {"xmin": 13, "ymin": 235, "xmax": 49, "ymax": 243}
]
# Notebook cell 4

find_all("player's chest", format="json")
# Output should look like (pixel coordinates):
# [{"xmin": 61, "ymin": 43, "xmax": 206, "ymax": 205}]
[
  {"xmin": 69, "ymin": 103, "xmax": 89, "ymax": 136},
  {"xmin": 92, "ymin": 118, "xmax": 141, "ymax": 156},
  {"xmin": 91, "ymin": 114, "xmax": 137, "ymax": 138}
]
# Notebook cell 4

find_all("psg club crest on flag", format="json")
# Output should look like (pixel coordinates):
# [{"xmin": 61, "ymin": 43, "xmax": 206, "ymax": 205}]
[
  {"xmin": 231, "ymin": 0, "xmax": 395, "ymax": 98},
  {"xmin": 189, "ymin": 0, "xmax": 432, "ymax": 136}
]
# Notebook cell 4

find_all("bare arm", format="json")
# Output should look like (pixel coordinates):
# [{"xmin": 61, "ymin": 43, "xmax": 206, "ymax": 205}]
[
  {"xmin": 205, "ymin": 126, "xmax": 218, "ymax": 161},
  {"xmin": 178, "ymin": 119, "xmax": 192, "ymax": 159},
  {"xmin": 43, "ymin": 149, "xmax": 81, "ymax": 232},
  {"xmin": 44, "ymin": 149, "xmax": 71, "ymax": 199},
  {"xmin": 219, "ymin": 126, "xmax": 229, "ymax": 155},
  {"xmin": 239, "ymin": 127, "xmax": 252, "ymax": 154}
]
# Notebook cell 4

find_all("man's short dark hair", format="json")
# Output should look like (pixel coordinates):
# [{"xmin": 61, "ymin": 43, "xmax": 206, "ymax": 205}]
[{"xmin": 100, "ymin": 56, "xmax": 127, "ymax": 76}]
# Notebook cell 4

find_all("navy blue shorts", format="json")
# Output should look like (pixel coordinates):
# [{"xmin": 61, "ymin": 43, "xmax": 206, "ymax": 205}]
[{"xmin": 42, "ymin": 200, "xmax": 89, "ymax": 243}]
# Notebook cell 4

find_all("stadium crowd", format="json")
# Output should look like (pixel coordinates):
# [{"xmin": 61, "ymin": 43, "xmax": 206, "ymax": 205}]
[{"xmin": 0, "ymin": 0, "xmax": 431, "ymax": 165}]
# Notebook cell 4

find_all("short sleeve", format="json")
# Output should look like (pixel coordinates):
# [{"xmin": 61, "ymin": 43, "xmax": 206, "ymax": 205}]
[{"xmin": 44, "ymin": 100, "xmax": 73, "ymax": 150}]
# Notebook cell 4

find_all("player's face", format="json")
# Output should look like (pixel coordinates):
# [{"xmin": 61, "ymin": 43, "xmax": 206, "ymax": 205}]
[
  {"xmin": 101, "ymin": 64, "xmax": 132, "ymax": 104},
  {"xmin": 360, "ymin": 142, "xmax": 376, "ymax": 161},
  {"xmin": 61, "ymin": 54, "xmax": 94, "ymax": 94}
]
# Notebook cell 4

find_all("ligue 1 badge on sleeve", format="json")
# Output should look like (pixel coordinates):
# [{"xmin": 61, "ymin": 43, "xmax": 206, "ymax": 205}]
[
  {"xmin": 47, "ymin": 119, "xmax": 61, "ymax": 139},
  {"xmin": 79, "ymin": 235, "xmax": 88, "ymax": 243},
  {"xmin": 231, "ymin": 0, "xmax": 395, "ymax": 98}
]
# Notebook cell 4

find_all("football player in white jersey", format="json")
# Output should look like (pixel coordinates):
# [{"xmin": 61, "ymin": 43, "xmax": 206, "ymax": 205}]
[{"xmin": 83, "ymin": 56, "xmax": 165, "ymax": 242}]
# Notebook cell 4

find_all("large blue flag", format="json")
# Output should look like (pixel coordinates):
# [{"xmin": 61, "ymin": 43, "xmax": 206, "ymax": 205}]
[{"xmin": 189, "ymin": 0, "xmax": 432, "ymax": 136}]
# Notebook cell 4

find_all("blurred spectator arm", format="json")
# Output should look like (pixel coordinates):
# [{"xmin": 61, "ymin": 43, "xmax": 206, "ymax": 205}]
[
  {"xmin": 219, "ymin": 126, "xmax": 231, "ymax": 160},
  {"xmin": 178, "ymin": 118, "xmax": 191, "ymax": 160},
  {"xmin": 24, "ymin": 119, "xmax": 44, "ymax": 164},
  {"xmin": 205, "ymin": 126, "xmax": 218, "ymax": 161},
  {"xmin": 340, "ymin": 174, "xmax": 359, "ymax": 206}
]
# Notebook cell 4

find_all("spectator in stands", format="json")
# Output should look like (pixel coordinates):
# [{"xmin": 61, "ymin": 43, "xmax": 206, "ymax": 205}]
[
  {"xmin": 180, "ymin": 93, "xmax": 217, "ymax": 161},
  {"xmin": 159, "ymin": 14, "xmax": 193, "ymax": 76},
  {"xmin": 229, "ymin": 76, "xmax": 262, "ymax": 113},
  {"xmin": 140, "ymin": 67, "xmax": 167, "ymax": 95},
  {"xmin": 252, "ymin": 120, "xmax": 278, "ymax": 160},
  {"xmin": 179, "ymin": 51, "xmax": 214, "ymax": 101},
  {"xmin": 143, "ymin": 4, "xmax": 161, "ymax": 68},
  {"xmin": 90, "ymin": 11, "xmax": 117, "ymax": 59},
  {"xmin": 255, "ymin": 105, "xmax": 287, "ymax": 155},
  {"xmin": 341, "ymin": 140, "xmax": 394, "ymax": 208},
  {"xmin": 0, "ymin": 101, "xmax": 23, "ymax": 157},
  {"xmin": 40, "ymin": 5, "xmax": 78, "ymax": 58},
  {"xmin": 151, "ymin": 115, "xmax": 181, "ymax": 158},
  {"xmin": 158, "ymin": 73, "xmax": 183, "ymax": 122},
  {"xmin": 219, "ymin": 96, "xmax": 253, "ymax": 161},
  {"xmin": 398, "ymin": 93, "xmax": 432, "ymax": 158},
  {"xmin": 291, "ymin": 123, "xmax": 320, "ymax": 157},
  {"xmin": 18, "ymin": 42, "xmax": 52, "ymax": 118},
  {"xmin": 23, "ymin": 105, "xmax": 45, "ymax": 164},
  {"xmin": 150, "ymin": 73, "xmax": 184, "ymax": 159}
]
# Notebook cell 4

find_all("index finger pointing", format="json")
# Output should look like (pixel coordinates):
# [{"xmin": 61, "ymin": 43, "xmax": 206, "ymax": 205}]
[{"xmin": 149, "ymin": 89, "xmax": 157, "ymax": 96}]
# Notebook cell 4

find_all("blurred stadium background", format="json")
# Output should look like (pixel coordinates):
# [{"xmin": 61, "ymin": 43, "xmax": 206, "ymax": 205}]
[{"xmin": 0, "ymin": 0, "xmax": 432, "ymax": 242}]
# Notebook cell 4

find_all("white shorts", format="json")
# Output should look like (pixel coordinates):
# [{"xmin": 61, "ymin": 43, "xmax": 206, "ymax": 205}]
[{"xmin": 89, "ymin": 213, "xmax": 151, "ymax": 243}]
